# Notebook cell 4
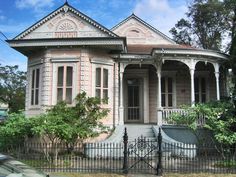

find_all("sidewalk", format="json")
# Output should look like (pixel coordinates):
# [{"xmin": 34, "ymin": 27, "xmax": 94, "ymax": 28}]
[{"xmin": 127, "ymin": 175, "xmax": 160, "ymax": 177}]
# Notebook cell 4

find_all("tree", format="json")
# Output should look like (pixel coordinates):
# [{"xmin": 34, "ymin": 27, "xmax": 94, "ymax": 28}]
[
  {"xmin": 170, "ymin": 101, "xmax": 236, "ymax": 159},
  {"xmin": 0, "ymin": 112, "xmax": 33, "ymax": 150},
  {"xmin": 230, "ymin": 33, "xmax": 236, "ymax": 108},
  {"xmin": 224, "ymin": 0, "xmax": 236, "ymax": 41},
  {"xmin": 31, "ymin": 92, "xmax": 109, "ymax": 164},
  {"xmin": 32, "ymin": 91, "xmax": 109, "ymax": 149},
  {"xmin": 170, "ymin": 0, "xmax": 229, "ymax": 51},
  {"xmin": 0, "ymin": 64, "xmax": 26, "ymax": 113}
]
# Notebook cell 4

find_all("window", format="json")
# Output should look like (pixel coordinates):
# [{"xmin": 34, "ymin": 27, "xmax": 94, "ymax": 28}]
[
  {"xmin": 57, "ymin": 66, "xmax": 73, "ymax": 104},
  {"xmin": 195, "ymin": 77, "xmax": 206, "ymax": 103},
  {"xmin": 95, "ymin": 67, "xmax": 108, "ymax": 103},
  {"xmin": 31, "ymin": 68, "xmax": 40, "ymax": 105},
  {"xmin": 161, "ymin": 77, "xmax": 173, "ymax": 108}
]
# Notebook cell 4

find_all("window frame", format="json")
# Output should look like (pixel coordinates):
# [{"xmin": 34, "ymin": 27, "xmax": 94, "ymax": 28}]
[
  {"xmin": 95, "ymin": 67, "xmax": 109, "ymax": 104},
  {"xmin": 29, "ymin": 66, "xmax": 42, "ymax": 108},
  {"xmin": 52, "ymin": 61, "xmax": 78, "ymax": 105},
  {"xmin": 56, "ymin": 65, "xmax": 74, "ymax": 104},
  {"xmin": 161, "ymin": 71, "xmax": 176, "ymax": 108},
  {"xmin": 194, "ymin": 72, "xmax": 209, "ymax": 103},
  {"xmin": 91, "ymin": 60, "xmax": 113, "ymax": 105}
]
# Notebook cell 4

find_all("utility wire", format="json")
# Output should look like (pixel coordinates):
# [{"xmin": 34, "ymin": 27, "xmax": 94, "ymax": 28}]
[
  {"xmin": 0, "ymin": 31, "xmax": 8, "ymax": 40},
  {"xmin": 0, "ymin": 31, "xmax": 10, "ymax": 46},
  {"xmin": 0, "ymin": 38, "xmax": 9, "ymax": 46}
]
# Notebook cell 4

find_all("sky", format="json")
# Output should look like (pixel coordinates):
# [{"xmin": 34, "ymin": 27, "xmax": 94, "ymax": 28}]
[{"xmin": 0, "ymin": 0, "xmax": 189, "ymax": 71}]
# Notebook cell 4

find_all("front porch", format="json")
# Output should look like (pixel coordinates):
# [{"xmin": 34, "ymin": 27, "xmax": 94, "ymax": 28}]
[{"xmin": 115, "ymin": 48, "xmax": 228, "ymax": 126}]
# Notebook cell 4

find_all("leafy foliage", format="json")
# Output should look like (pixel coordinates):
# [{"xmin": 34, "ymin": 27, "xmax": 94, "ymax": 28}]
[
  {"xmin": 32, "ymin": 92, "xmax": 109, "ymax": 147},
  {"xmin": 0, "ymin": 64, "xmax": 26, "ymax": 113},
  {"xmin": 0, "ymin": 112, "xmax": 33, "ymax": 149},
  {"xmin": 170, "ymin": 101, "xmax": 236, "ymax": 146},
  {"xmin": 170, "ymin": 0, "xmax": 229, "ymax": 51},
  {"xmin": 0, "ymin": 92, "xmax": 109, "ymax": 159},
  {"xmin": 230, "ymin": 33, "xmax": 236, "ymax": 108}
]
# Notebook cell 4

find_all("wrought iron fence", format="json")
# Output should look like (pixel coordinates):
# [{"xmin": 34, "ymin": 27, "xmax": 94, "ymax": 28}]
[{"xmin": 1, "ymin": 128, "xmax": 236, "ymax": 175}]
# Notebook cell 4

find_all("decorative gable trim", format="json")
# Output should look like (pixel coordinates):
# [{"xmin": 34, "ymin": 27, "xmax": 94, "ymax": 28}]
[
  {"xmin": 14, "ymin": 2, "xmax": 118, "ymax": 40},
  {"xmin": 111, "ymin": 13, "xmax": 175, "ymax": 44}
]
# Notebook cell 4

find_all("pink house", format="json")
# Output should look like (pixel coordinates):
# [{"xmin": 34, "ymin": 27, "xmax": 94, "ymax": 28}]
[{"xmin": 7, "ymin": 2, "xmax": 228, "ymax": 129}]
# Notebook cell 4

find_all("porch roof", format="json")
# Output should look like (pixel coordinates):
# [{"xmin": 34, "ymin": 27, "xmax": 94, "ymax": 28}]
[
  {"xmin": 117, "ymin": 44, "xmax": 229, "ymax": 62},
  {"xmin": 127, "ymin": 44, "xmax": 195, "ymax": 54}
]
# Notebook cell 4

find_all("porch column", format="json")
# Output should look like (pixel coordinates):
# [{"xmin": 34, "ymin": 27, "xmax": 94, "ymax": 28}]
[
  {"xmin": 215, "ymin": 72, "xmax": 220, "ymax": 100},
  {"xmin": 156, "ymin": 67, "xmax": 163, "ymax": 126},
  {"xmin": 213, "ymin": 63, "xmax": 220, "ymax": 100},
  {"xmin": 157, "ymin": 71, "xmax": 162, "ymax": 109},
  {"xmin": 190, "ymin": 68, "xmax": 195, "ymax": 106},
  {"xmin": 119, "ymin": 64, "xmax": 125, "ymax": 125}
]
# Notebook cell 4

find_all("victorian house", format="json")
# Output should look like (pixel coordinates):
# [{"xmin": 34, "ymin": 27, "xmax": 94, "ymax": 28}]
[{"xmin": 7, "ymin": 2, "xmax": 228, "ymax": 130}]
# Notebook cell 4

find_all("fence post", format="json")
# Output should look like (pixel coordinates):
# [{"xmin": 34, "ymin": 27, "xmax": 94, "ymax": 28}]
[
  {"xmin": 123, "ymin": 127, "xmax": 128, "ymax": 174},
  {"xmin": 157, "ymin": 127, "xmax": 163, "ymax": 176}
]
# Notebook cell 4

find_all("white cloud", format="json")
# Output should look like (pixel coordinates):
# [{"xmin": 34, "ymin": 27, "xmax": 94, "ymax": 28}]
[
  {"xmin": 15, "ymin": 0, "xmax": 54, "ymax": 18},
  {"xmin": 133, "ymin": 0, "xmax": 188, "ymax": 37},
  {"xmin": 15, "ymin": 0, "xmax": 54, "ymax": 9}
]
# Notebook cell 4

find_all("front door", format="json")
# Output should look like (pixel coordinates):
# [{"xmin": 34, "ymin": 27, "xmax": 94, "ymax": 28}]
[{"xmin": 125, "ymin": 78, "xmax": 143, "ymax": 123}]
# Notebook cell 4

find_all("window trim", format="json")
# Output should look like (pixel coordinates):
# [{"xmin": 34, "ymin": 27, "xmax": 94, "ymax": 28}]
[
  {"xmin": 95, "ymin": 67, "xmax": 109, "ymax": 103},
  {"xmin": 57, "ymin": 66, "xmax": 73, "ymax": 104},
  {"xmin": 52, "ymin": 62, "xmax": 78, "ymax": 105},
  {"xmin": 92, "ymin": 63, "xmax": 112, "ymax": 105},
  {"xmin": 29, "ymin": 66, "xmax": 42, "ymax": 108}
]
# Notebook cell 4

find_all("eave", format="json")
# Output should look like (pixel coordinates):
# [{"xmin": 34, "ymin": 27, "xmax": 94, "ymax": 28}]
[
  {"xmin": 152, "ymin": 48, "xmax": 229, "ymax": 62},
  {"xmin": 112, "ymin": 53, "xmax": 153, "ymax": 64},
  {"xmin": 6, "ymin": 37, "xmax": 127, "ymax": 56}
]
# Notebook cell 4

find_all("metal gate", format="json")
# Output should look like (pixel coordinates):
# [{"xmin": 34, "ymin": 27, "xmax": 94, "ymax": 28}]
[{"xmin": 123, "ymin": 128, "xmax": 163, "ymax": 175}]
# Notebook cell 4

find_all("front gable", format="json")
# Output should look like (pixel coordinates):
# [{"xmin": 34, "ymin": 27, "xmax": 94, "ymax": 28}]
[
  {"xmin": 112, "ymin": 14, "xmax": 175, "ymax": 45},
  {"xmin": 15, "ymin": 3, "xmax": 117, "ymax": 40}
]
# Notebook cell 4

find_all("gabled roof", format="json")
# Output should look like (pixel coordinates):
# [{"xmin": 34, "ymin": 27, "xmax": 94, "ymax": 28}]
[
  {"xmin": 111, "ymin": 13, "xmax": 176, "ymax": 44},
  {"xmin": 14, "ymin": 1, "xmax": 118, "ymax": 40}
]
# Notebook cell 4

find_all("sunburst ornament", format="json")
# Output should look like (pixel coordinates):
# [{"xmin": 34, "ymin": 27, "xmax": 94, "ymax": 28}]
[{"xmin": 58, "ymin": 21, "xmax": 75, "ymax": 31}]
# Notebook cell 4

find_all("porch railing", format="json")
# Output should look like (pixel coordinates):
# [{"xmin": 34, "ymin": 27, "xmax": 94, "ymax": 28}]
[{"xmin": 162, "ymin": 108, "xmax": 206, "ymax": 126}]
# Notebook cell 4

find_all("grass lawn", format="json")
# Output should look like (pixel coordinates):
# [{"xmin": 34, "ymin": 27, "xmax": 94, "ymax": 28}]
[{"xmin": 51, "ymin": 173, "xmax": 236, "ymax": 177}]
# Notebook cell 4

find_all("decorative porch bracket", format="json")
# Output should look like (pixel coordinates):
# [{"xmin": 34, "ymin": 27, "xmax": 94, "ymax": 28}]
[{"xmin": 178, "ymin": 58, "xmax": 198, "ymax": 107}]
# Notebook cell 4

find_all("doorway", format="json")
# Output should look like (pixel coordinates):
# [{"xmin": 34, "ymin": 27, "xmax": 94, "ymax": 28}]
[{"xmin": 125, "ymin": 78, "xmax": 143, "ymax": 123}]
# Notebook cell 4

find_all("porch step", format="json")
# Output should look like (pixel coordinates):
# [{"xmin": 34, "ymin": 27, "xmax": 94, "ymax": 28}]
[{"xmin": 124, "ymin": 124, "xmax": 156, "ymax": 142}]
